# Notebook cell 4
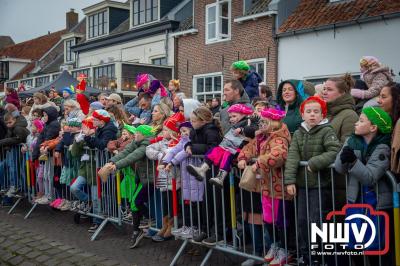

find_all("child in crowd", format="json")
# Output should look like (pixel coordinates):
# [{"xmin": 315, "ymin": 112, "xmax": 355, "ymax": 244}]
[
  {"xmin": 284, "ymin": 96, "xmax": 341, "ymax": 265},
  {"xmin": 145, "ymin": 112, "xmax": 185, "ymax": 242},
  {"xmin": 70, "ymin": 109, "xmax": 117, "ymax": 233},
  {"xmin": 186, "ymin": 103, "xmax": 254, "ymax": 187},
  {"xmin": 99, "ymin": 125, "xmax": 155, "ymax": 249},
  {"xmin": 351, "ymin": 56, "xmax": 393, "ymax": 107},
  {"xmin": 335, "ymin": 107, "xmax": 393, "ymax": 266},
  {"xmin": 230, "ymin": 60, "xmax": 262, "ymax": 101},
  {"xmin": 107, "ymin": 127, "xmax": 135, "ymax": 155}
]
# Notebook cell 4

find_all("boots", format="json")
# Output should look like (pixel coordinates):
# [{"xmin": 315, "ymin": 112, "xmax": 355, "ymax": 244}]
[
  {"xmin": 152, "ymin": 216, "xmax": 169, "ymax": 242},
  {"xmin": 209, "ymin": 170, "xmax": 228, "ymax": 188},
  {"xmin": 186, "ymin": 162, "xmax": 210, "ymax": 181},
  {"xmin": 163, "ymin": 217, "xmax": 174, "ymax": 239}
]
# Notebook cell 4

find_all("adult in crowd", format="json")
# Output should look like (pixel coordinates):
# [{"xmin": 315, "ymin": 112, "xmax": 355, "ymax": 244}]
[
  {"xmin": 151, "ymin": 102, "xmax": 172, "ymax": 135},
  {"xmin": 322, "ymin": 74, "xmax": 359, "ymax": 144},
  {"xmin": 63, "ymin": 99, "xmax": 86, "ymax": 125},
  {"xmin": 220, "ymin": 80, "xmax": 251, "ymax": 134},
  {"xmin": 4, "ymin": 87, "xmax": 20, "ymax": 110},
  {"xmin": 97, "ymin": 93, "xmax": 108, "ymax": 107},
  {"xmin": 210, "ymin": 97, "xmax": 221, "ymax": 117},
  {"xmin": 230, "ymin": 61, "xmax": 262, "ymax": 101},
  {"xmin": 377, "ymin": 82, "xmax": 400, "ymax": 174},
  {"xmin": 48, "ymin": 87, "xmax": 63, "ymax": 107},
  {"xmin": 276, "ymin": 79, "xmax": 314, "ymax": 134},
  {"xmin": 106, "ymin": 93, "xmax": 123, "ymax": 109},
  {"xmin": 29, "ymin": 92, "xmax": 59, "ymax": 120},
  {"xmin": 172, "ymin": 94, "xmax": 185, "ymax": 113},
  {"xmin": 106, "ymin": 105, "xmax": 130, "ymax": 134}
]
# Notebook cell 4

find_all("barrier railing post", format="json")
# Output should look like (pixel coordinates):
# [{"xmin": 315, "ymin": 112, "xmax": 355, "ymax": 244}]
[
  {"xmin": 116, "ymin": 170, "xmax": 122, "ymax": 226},
  {"xmin": 386, "ymin": 171, "xmax": 400, "ymax": 266},
  {"xmin": 229, "ymin": 170, "xmax": 237, "ymax": 249}
]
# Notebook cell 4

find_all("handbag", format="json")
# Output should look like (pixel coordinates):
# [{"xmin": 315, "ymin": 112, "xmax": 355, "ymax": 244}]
[{"xmin": 239, "ymin": 166, "xmax": 259, "ymax": 192}]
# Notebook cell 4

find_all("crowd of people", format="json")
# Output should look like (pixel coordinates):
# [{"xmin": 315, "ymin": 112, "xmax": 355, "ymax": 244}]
[{"xmin": 0, "ymin": 57, "xmax": 399, "ymax": 266}]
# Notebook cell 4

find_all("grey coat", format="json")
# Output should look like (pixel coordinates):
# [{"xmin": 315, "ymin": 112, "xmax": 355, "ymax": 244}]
[
  {"xmin": 334, "ymin": 140, "xmax": 392, "ymax": 210},
  {"xmin": 220, "ymin": 92, "xmax": 251, "ymax": 134}
]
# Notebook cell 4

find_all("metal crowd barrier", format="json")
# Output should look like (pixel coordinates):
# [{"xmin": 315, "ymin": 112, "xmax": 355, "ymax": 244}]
[
  {"xmin": 0, "ymin": 144, "xmax": 29, "ymax": 213},
  {"xmin": 2, "ymin": 145, "xmax": 400, "ymax": 265}
]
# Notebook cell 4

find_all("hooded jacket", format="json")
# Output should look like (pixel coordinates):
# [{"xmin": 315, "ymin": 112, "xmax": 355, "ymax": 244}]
[
  {"xmin": 276, "ymin": 80, "xmax": 315, "ymax": 134},
  {"xmin": 326, "ymin": 93, "xmax": 359, "ymax": 144},
  {"xmin": 33, "ymin": 107, "xmax": 60, "ymax": 160},
  {"xmin": 185, "ymin": 120, "xmax": 223, "ymax": 155},
  {"xmin": 351, "ymin": 66, "xmax": 393, "ymax": 99}
]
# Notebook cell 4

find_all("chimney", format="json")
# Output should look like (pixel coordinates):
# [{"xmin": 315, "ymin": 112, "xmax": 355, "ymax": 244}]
[{"xmin": 66, "ymin": 8, "xmax": 78, "ymax": 30}]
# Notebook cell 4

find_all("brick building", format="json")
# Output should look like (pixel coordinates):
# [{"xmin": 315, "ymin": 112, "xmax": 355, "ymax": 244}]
[{"xmin": 172, "ymin": 0, "xmax": 298, "ymax": 102}]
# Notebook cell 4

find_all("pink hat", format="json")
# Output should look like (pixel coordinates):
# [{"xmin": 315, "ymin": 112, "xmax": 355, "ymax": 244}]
[
  {"xmin": 227, "ymin": 104, "xmax": 253, "ymax": 115},
  {"xmin": 32, "ymin": 119, "xmax": 45, "ymax": 133},
  {"xmin": 260, "ymin": 108, "xmax": 286, "ymax": 121},
  {"xmin": 136, "ymin": 74, "xmax": 150, "ymax": 89}
]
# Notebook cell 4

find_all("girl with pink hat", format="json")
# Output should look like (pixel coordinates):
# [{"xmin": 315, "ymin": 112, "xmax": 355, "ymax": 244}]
[{"xmin": 186, "ymin": 103, "xmax": 255, "ymax": 188}]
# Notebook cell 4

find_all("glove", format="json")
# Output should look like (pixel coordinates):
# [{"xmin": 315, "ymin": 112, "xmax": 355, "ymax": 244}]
[{"xmin": 340, "ymin": 146, "xmax": 357, "ymax": 164}]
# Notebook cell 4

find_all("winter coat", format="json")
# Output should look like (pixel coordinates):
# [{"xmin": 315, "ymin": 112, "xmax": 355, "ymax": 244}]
[
  {"xmin": 83, "ymin": 121, "xmax": 118, "ymax": 151},
  {"xmin": 70, "ymin": 122, "xmax": 117, "ymax": 185},
  {"xmin": 107, "ymin": 136, "xmax": 134, "ymax": 153},
  {"xmin": 335, "ymin": 134, "xmax": 392, "ymax": 209},
  {"xmin": 238, "ymin": 124, "xmax": 291, "ymax": 199},
  {"xmin": 185, "ymin": 121, "xmax": 223, "ymax": 155},
  {"xmin": 239, "ymin": 71, "xmax": 262, "ymax": 101},
  {"xmin": 146, "ymin": 138, "xmax": 181, "ymax": 190},
  {"xmin": 163, "ymin": 135, "xmax": 204, "ymax": 201},
  {"xmin": 284, "ymin": 120, "xmax": 341, "ymax": 188},
  {"xmin": 33, "ymin": 107, "xmax": 60, "ymax": 160},
  {"xmin": 276, "ymin": 80, "xmax": 315, "ymax": 135},
  {"xmin": 210, "ymin": 105, "xmax": 220, "ymax": 117},
  {"xmin": 220, "ymin": 93, "xmax": 251, "ymax": 134},
  {"xmin": 0, "ymin": 118, "xmax": 7, "ymax": 140},
  {"xmin": 391, "ymin": 119, "xmax": 400, "ymax": 174},
  {"xmin": 326, "ymin": 93, "xmax": 359, "ymax": 144},
  {"xmin": 0, "ymin": 115, "xmax": 29, "ymax": 147},
  {"xmin": 109, "ymin": 138, "xmax": 151, "ymax": 184},
  {"xmin": 28, "ymin": 101, "xmax": 59, "ymax": 120},
  {"xmin": 351, "ymin": 66, "xmax": 393, "ymax": 99},
  {"xmin": 5, "ymin": 91, "xmax": 20, "ymax": 109}
]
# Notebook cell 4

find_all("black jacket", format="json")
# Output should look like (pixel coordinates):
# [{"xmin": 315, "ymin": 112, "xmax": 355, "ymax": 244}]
[
  {"xmin": 84, "ymin": 121, "xmax": 118, "ymax": 150},
  {"xmin": 33, "ymin": 107, "xmax": 60, "ymax": 160},
  {"xmin": 185, "ymin": 120, "xmax": 223, "ymax": 155},
  {"xmin": 0, "ymin": 115, "xmax": 29, "ymax": 147}
]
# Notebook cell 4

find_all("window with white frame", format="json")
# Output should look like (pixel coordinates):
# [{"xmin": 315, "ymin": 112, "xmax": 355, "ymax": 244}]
[
  {"xmin": 193, "ymin": 74, "xmax": 222, "ymax": 103},
  {"xmin": 151, "ymin": 57, "xmax": 167, "ymax": 66},
  {"xmin": 21, "ymin": 79, "xmax": 33, "ymax": 87},
  {"xmin": 132, "ymin": 0, "xmax": 158, "ymax": 27},
  {"xmin": 243, "ymin": 0, "xmax": 256, "ymax": 14},
  {"xmin": 206, "ymin": 0, "xmax": 231, "ymax": 44},
  {"xmin": 65, "ymin": 39, "xmax": 75, "ymax": 62},
  {"xmin": 247, "ymin": 59, "xmax": 265, "ymax": 83},
  {"xmin": 35, "ymin": 76, "xmax": 50, "ymax": 87},
  {"xmin": 6, "ymin": 81, "xmax": 18, "ymax": 89},
  {"xmin": 88, "ymin": 10, "xmax": 108, "ymax": 39},
  {"xmin": 93, "ymin": 64, "xmax": 115, "ymax": 89}
]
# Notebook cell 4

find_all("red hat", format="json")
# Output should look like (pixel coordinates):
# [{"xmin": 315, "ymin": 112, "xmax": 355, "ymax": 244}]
[
  {"xmin": 163, "ymin": 112, "xmax": 185, "ymax": 132},
  {"xmin": 300, "ymin": 96, "xmax": 327, "ymax": 118},
  {"xmin": 78, "ymin": 73, "xmax": 87, "ymax": 79},
  {"xmin": 82, "ymin": 116, "xmax": 95, "ymax": 129},
  {"xmin": 92, "ymin": 110, "xmax": 111, "ymax": 123}
]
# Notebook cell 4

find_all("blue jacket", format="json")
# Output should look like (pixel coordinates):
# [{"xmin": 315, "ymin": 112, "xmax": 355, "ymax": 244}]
[{"xmin": 240, "ymin": 71, "xmax": 262, "ymax": 100}]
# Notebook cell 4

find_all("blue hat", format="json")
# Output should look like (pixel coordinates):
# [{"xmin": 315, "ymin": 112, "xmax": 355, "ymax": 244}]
[
  {"xmin": 90, "ymin": 101, "xmax": 104, "ymax": 111},
  {"xmin": 62, "ymin": 86, "xmax": 75, "ymax": 95}
]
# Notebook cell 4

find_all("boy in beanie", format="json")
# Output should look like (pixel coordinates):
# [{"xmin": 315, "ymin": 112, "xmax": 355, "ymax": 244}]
[
  {"xmin": 335, "ymin": 107, "xmax": 393, "ymax": 265},
  {"xmin": 70, "ymin": 109, "xmax": 117, "ymax": 232},
  {"xmin": 99, "ymin": 125, "xmax": 155, "ymax": 249},
  {"xmin": 230, "ymin": 60, "xmax": 262, "ymax": 101},
  {"xmin": 284, "ymin": 96, "xmax": 341, "ymax": 264}
]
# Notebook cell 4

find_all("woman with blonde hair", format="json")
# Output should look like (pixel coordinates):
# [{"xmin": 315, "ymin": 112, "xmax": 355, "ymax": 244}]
[{"xmin": 151, "ymin": 102, "xmax": 172, "ymax": 135}]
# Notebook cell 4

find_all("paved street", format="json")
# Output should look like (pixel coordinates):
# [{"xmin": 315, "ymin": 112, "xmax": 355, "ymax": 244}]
[{"xmin": 0, "ymin": 200, "xmax": 241, "ymax": 266}]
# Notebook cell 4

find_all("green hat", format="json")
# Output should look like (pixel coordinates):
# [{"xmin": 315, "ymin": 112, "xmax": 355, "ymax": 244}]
[
  {"xmin": 136, "ymin": 125, "xmax": 156, "ymax": 137},
  {"xmin": 362, "ymin": 107, "xmax": 392, "ymax": 134},
  {"xmin": 123, "ymin": 124, "xmax": 137, "ymax": 135},
  {"xmin": 66, "ymin": 117, "xmax": 82, "ymax": 128},
  {"xmin": 231, "ymin": 60, "xmax": 250, "ymax": 71}
]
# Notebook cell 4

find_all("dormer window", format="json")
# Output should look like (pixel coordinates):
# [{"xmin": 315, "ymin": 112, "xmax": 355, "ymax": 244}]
[
  {"xmin": 132, "ymin": 0, "xmax": 159, "ymax": 27},
  {"xmin": 88, "ymin": 10, "xmax": 108, "ymax": 39},
  {"xmin": 65, "ymin": 39, "xmax": 76, "ymax": 62}
]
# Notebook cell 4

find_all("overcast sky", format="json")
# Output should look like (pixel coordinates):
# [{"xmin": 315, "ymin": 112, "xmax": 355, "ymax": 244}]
[{"xmin": 0, "ymin": 0, "xmax": 125, "ymax": 44}]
